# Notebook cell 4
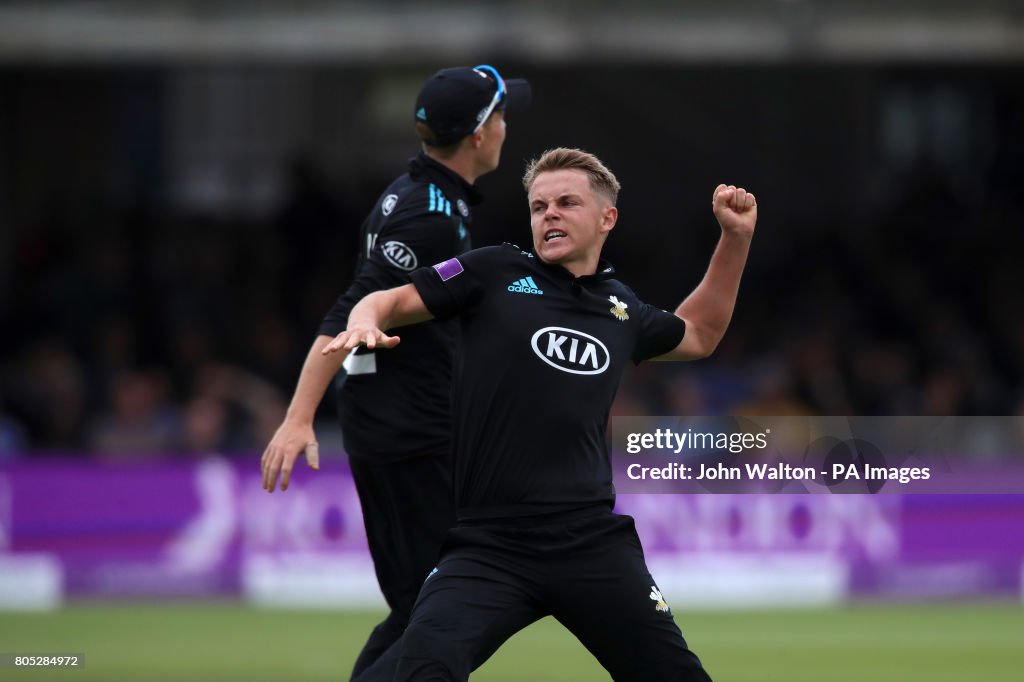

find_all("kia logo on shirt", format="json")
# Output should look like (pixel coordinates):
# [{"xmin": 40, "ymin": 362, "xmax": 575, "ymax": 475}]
[
  {"xmin": 381, "ymin": 241, "xmax": 418, "ymax": 271},
  {"xmin": 530, "ymin": 327, "xmax": 610, "ymax": 375}
]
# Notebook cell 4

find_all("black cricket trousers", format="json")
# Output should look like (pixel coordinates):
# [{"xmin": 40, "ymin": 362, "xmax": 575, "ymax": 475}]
[
  {"xmin": 347, "ymin": 452, "xmax": 456, "ymax": 679},
  {"xmin": 357, "ymin": 505, "xmax": 712, "ymax": 682}
]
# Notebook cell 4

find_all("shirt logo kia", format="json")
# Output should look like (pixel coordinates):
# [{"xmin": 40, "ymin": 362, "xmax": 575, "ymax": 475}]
[
  {"xmin": 530, "ymin": 327, "xmax": 610, "ymax": 375},
  {"xmin": 381, "ymin": 240, "xmax": 418, "ymax": 271}
]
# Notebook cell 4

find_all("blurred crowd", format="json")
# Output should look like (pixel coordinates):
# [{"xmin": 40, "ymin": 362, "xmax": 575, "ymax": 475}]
[
  {"xmin": 2, "ymin": 157, "xmax": 1022, "ymax": 458},
  {"xmin": 616, "ymin": 162, "xmax": 1024, "ymax": 424},
  {"xmin": 1, "ymin": 161, "xmax": 360, "ymax": 457}
]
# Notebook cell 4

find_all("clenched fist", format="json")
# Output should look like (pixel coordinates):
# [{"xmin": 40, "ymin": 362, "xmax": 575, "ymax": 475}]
[{"xmin": 712, "ymin": 184, "xmax": 757, "ymax": 238}]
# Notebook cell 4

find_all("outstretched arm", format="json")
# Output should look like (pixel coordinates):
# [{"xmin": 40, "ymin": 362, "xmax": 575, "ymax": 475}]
[
  {"xmin": 657, "ymin": 184, "xmax": 757, "ymax": 361},
  {"xmin": 322, "ymin": 283, "xmax": 434, "ymax": 354}
]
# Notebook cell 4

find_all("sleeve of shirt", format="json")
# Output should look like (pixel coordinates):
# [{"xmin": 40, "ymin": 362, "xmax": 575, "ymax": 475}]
[
  {"xmin": 318, "ymin": 213, "xmax": 457, "ymax": 337},
  {"xmin": 632, "ymin": 301, "xmax": 687, "ymax": 364},
  {"xmin": 408, "ymin": 246, "xmax": 499, "ymax": 320},
  {"xmin": 366, "ymin": 212, "xmax": 459, "ymax": 275}
]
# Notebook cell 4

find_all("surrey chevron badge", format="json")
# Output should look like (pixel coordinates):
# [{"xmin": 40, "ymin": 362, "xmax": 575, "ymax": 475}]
[
  {"xmin": 609, "ymin": 295, "xmax": 629, "ymax": 321},
  {"xmin": 650, "ymin": 586, "xmax": 670, "ymax": 614}
]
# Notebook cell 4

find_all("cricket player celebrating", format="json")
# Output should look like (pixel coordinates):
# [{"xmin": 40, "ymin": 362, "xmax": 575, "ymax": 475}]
[{"xmin": 327, "ymin": 148, "xmax": 756, "ymax": 681}]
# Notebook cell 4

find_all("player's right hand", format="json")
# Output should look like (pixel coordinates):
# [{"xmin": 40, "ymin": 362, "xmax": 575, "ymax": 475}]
[
  {"xmin": 261, "ymin": 420, "xmax": 320, "ymax": 493},
  {"xmin": 321, "ymin": 327, "xmax": 401, "ymax": 354}
]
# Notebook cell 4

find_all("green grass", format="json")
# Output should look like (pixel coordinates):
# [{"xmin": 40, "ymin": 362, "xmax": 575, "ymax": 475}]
[{"xmin": 1, "ymin": 603, "xmax": 1022, "ymax": 681}]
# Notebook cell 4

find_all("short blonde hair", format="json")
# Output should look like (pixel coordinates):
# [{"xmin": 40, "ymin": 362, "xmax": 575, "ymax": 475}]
[{"xmin": 522, "ymin": 148, "xmax": 621, "ymax": 205}]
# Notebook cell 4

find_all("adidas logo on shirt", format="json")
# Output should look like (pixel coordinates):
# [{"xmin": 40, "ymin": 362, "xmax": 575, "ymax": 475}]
[{"xmin": 508, "ymin": 276, "xmax": 544, "ymax": 295}]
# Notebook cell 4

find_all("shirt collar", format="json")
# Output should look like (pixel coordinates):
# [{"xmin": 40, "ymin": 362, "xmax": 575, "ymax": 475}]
[
  {"xmin": 409, "ymin": 152, "xmax": 483, "ymax": 209},
  {"xmin": 531, "ymin": 249, "xmax": 616, "ymax": 285}
]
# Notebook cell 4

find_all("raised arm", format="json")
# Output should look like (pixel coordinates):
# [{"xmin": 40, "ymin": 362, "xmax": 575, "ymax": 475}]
[
  {"xmin": 322, "ymin": 283, "xmax": 434, "ymax": 355},
  {"xmin": 658, "ymin": 184, "xmax": 757, "ymax": 361}
]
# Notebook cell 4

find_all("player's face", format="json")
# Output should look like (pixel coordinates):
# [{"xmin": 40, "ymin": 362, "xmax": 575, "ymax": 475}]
[
  {"xmin": 529, "ymin": 169, "xmax": 616, "ymax": 269},
  {"xmin": 476, "ymin": 110, "xmax": 506, "ymax": 175}
]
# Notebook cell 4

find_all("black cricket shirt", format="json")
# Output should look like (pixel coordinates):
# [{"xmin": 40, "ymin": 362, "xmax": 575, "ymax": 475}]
[
  {"xmin": 319, "ymin": 153, "xmax": 476, "ymax": 461},
  {"xmin": 409, "ymin": 244, "xmax": 686, "ymax": 520}
]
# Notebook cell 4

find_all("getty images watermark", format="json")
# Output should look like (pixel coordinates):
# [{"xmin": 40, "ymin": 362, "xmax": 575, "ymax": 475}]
[{"xmin": 610, "ymin": 416, "xmax": 1024, "ymax": 494}]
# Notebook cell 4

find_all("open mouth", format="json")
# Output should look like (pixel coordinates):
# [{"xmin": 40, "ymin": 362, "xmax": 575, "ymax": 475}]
[{"xmin": 544, "ymin": 230, "xmax": 567, "ymax": 243}]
